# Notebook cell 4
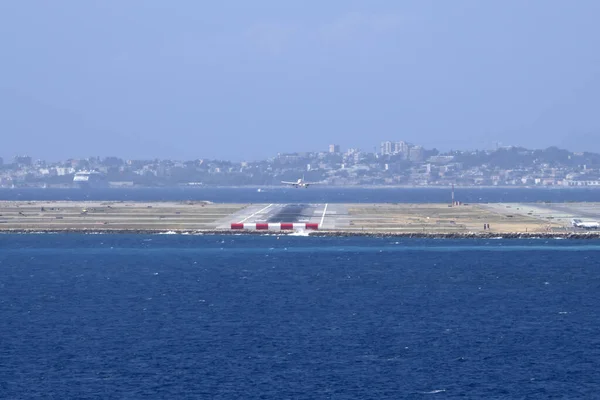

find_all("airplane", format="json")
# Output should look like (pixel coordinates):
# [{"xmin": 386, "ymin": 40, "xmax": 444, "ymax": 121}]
[
  {"xmin": 571, "ymin": 219, "xmax": 600, "ymax": 229},
  {"xmin": 281, "ymin": 177, "xmax": 318, "ymax": 188}
]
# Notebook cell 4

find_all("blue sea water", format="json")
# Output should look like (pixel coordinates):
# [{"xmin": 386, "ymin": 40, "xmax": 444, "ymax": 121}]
[
  {"xmin": 1, "ymin": 234, "xmax": 600, "ymax": 399},
  {"xmin": 2, "ymin": 186, "xmax": 600, "ymax": 203}
]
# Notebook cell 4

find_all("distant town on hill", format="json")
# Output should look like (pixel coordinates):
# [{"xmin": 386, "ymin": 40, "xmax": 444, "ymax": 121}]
[{"xmin": 2, "ymin": 142, "xmax": 600, "ymax": 188}]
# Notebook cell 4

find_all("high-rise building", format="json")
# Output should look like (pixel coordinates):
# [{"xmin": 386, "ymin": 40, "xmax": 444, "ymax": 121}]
[
  {"xmin": 329, "ymin": 144, "xmax": 340, "ymax": 153},
  {"xmin": 0, "ymin": 157, "xmax": 3, "ymax": 166},
  {"xmin": 380, "ymin": 141, "xmax": 393, "ymax": 155},
  {"xmin": 393, "ymin": 141, "xmax": 410, "ymax": 158},
  {"xmin": 381, "ymin": 141, "xmax": 413, "ymax": 156}
]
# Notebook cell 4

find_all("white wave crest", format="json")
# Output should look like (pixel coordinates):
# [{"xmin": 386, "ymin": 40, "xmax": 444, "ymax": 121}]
[
  {"xmin": 289, "ymin": 230, "xmax": 310, "ymax": 237},
  {"xmin": 422, "ymin": 389, "xmax": 446, "ymax": 394}
]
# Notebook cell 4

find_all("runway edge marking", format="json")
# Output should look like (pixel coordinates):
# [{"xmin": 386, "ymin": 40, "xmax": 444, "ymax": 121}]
[
  {"xmin": 237, "ymin": 204, "xmax": 274, "ymax": 224},
  {"xmin": 319, "ymin": 203, "xmax": 328, "ymax": 228}
]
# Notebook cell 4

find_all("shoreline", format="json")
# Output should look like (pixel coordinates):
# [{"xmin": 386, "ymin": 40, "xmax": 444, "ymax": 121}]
[
  {"xmin": 2, "ymin": 185, "xmax": 600, "ymax": 190},
  {"xmin": 232, "ymin": 185, "xmax": 600, "ymax": 190}
]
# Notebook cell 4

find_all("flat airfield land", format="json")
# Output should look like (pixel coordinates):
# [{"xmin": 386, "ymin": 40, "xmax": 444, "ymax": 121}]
[
  {"xmin": 0, "ymin": 201, "xmax": 244, "ymax": 231},
  {"xmin": 0, "ymin": 201, "xmax": 597, "ymax": 234}
]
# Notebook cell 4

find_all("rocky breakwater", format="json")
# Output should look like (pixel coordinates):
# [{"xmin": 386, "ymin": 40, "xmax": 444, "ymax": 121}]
[
  {"xmin": 3, "ymin": 228, "xmax": 600, "ymax": 239},
  {"xmin": 310, "ymin": 231, "xmax": 600, "ymax": 239}
]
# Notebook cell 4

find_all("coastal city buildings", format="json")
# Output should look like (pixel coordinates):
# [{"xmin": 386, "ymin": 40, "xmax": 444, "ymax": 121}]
[{"xmin": 1, "ymin": 143, "xmax": 600, "ymax": 188}]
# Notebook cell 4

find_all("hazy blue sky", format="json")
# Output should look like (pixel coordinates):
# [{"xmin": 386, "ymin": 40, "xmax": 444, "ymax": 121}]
[{"xmin": 1, "ymin": 0, "xmax": 599, "ymax": 161}]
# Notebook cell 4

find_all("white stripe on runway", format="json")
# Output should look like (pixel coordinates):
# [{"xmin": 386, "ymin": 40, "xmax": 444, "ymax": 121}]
[
  {"xmin": 320, "ymin": 203, "xmax": 328, "ymax": 228},
  {"xmin": 238, "ymin": 204, "xmax": 274, "ymax": 223}
]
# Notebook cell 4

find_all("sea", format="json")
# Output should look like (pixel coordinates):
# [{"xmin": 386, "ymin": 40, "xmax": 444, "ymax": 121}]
[
  {"xmin": 1, "ymin": 235, "xmax": 600, "ymax": 398},
  {"xmin": 2, "ymin": 188, "xmax": 600, "ymax": 398}
]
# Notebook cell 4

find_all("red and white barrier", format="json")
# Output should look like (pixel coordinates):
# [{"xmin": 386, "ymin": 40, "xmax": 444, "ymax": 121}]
[{"xmin": 231, "ymin": 222, "xmax": 319, "ymax": 231}]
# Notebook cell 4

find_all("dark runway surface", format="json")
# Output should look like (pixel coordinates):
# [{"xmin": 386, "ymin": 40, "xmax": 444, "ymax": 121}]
[{"xmin": 267, "ymin": 204, "xmax": 310, "ymax": 223}]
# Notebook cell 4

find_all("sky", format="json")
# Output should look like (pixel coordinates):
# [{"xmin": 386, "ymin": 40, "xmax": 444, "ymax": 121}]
[{"xmin": 1, "ymin": 0, "xmax": 599, "ymax": 161}]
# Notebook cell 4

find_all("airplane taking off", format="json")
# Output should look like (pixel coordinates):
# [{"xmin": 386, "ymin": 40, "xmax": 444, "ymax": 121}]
[
  {"xmin": 281, "ymin": 177, "xmax": 318, "ymax": 188},
  {"xmin": 571, "ymin": 219, "xmax": 600, "ymax": 229}
]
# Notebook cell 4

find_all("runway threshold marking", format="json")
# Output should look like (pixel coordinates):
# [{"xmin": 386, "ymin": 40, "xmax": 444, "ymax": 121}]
[
  {"xmin": 319, "ymin": 203, "xmax": 328, "ymax": 228},
  {"xmin": 238, "ymin": 204, "xmax": 274, "ymax": 223}
]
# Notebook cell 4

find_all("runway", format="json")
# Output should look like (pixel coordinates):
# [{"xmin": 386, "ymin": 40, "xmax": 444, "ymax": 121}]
[{"xmin": 216, "ymin": 203, "xmax": 349, "ymax": 230}]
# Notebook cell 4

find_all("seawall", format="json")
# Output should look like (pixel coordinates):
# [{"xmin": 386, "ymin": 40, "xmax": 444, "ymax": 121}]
[{"xmin": 2, "ymin": 228, "xmax": 600, "ymax": 239}]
